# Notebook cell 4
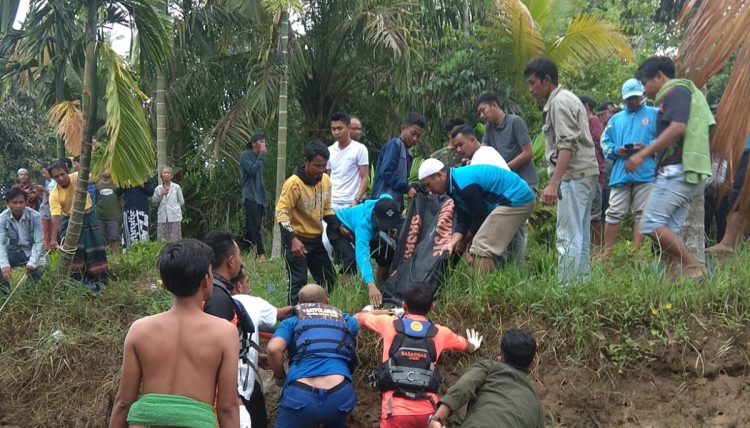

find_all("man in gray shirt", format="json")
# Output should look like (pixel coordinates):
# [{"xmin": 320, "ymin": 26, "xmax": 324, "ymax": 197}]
[
  {"xmin": 1, "ymin": 188, "xmax": 45, "ymax": 293},
  {"xmin": 477, "ymin": 92, "xmax": 538, "ymax": 265}
]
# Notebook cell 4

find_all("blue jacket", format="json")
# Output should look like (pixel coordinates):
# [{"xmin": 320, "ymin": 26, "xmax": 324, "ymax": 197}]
[
  {"xmin": 240, "ymin": 150, "xmax": 268, "ymax": 206},
  {"xmin": 601, "ymin": 105, "xmax": 658, "ymax": 187},
  {"xmin": 372, "ymin": 137, "xmax": 411, "ymax": 211},
  {"xmin": 448, "ymin": 165, "xmax": 535, "ymax": 236},
  {"xmin": 335, "ymin": 195, "xmax": 393, "ymax": 285}
]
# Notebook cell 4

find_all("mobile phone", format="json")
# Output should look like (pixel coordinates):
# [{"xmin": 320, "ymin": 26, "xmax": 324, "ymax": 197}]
[{"xmin": 624, "ymin": 143, "xmax": 634, "ymax": 149}]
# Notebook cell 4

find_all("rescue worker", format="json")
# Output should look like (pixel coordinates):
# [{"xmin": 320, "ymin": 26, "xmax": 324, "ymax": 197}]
[
  {"xmin": 355, "ymin": 284, "xmax": 483, "ymax": 427},
  {"xmin": 267, "ymin": 284, "xmax": 359, "ymax": 428}
]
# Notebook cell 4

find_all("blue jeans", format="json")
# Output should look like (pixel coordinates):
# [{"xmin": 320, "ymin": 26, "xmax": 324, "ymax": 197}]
[
  {"xmin": 275, "ymin": 380, "xmax": 357, "ymax": 428},
  {"xmin": 640, "ymin": 174, "xmax": 703, "ymax": 236},
  {"xmin": 557, "ymin": 176, "xmax": 597, "ymax": 285}
]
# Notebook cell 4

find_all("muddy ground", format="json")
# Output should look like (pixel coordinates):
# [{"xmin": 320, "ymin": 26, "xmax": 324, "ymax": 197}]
[{"xmin": 1, "ymin": 328, "xmax": 748, "ymax": 427}]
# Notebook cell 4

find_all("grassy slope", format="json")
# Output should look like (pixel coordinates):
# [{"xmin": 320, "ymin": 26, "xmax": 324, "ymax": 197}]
[{"xmin": 0, "ymin": 239, "xmax": 749, "ymax": 425}]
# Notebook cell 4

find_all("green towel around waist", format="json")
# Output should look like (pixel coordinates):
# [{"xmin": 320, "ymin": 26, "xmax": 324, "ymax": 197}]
[{"xmin": 127, "ymin": 393, "xmax": 217, "ymax": 428}]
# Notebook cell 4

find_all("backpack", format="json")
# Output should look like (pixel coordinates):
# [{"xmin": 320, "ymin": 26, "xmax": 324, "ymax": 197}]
[
  {"xmin": 289, "ymin": 303, "xmax": 357, "ymax": 370},
  {"xmin": 373, "ymin": 317, "xmax": 442, "ymax": 399}
]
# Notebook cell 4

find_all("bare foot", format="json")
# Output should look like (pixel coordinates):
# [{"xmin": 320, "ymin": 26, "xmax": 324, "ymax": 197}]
[
  {"xmin": 705, "ymin": 243, "xmax": 734, "ymax": 254},
  {"xmin": 683, "ymin": 264, "xmax": 706, "ymax": 280}
]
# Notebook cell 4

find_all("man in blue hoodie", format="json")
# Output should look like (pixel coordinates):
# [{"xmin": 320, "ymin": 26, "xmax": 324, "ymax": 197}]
[
  {"xmin": 328, "ymin": 195, "xmax": 401, "ymax": 308},
  {"xmin": 598, "ymin": 79, "xmax": 658, "ymax": 258},
  {"xmin": 419, "ymin": 159, "xmax": 536, "ymax": 273},
  {"xmin": 372, "ymin": 113, "xmax": 426, "ymax": 212}
]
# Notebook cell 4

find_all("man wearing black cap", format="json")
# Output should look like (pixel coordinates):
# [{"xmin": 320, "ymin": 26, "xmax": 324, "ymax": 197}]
[{"xmin": 327, "ymin": 195, "xmax": 402, "ymax": 307}]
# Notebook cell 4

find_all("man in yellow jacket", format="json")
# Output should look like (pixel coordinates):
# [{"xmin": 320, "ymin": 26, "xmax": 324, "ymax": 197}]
[{"xmin": 276, "ymin": 140, "xmax": 343, "ymax": 304}]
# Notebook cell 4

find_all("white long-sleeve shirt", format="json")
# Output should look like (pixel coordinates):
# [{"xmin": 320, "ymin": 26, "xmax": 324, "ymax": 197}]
[{"xmin": 152, "ymin": 183, "xmax": 184, "ymax": 223}]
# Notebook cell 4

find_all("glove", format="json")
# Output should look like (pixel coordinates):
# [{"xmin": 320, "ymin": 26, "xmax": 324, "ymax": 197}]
[
  {"xmin": 362, "ymin": 305, "xmax": 374, "ymax": 312},
  {"xmin": 392, "ymin": 308, "xmax": 405, "ymax": 318},
  {"xmin": 466, "ymin": 328, "xmax": 483, "ymax": 352}
]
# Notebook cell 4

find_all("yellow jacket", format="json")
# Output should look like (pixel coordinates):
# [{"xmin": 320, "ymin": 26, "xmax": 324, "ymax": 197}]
[{"xmin": 275, "ymin": 167, "xmax": 335, "ymax": 241}]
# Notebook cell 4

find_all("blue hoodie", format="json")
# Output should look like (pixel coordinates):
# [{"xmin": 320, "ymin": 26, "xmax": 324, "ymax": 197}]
[
  {"xmin": 334, "ymin": 194, "xmax": 393, "ymax": 285},
  {"xmin": 448, "ymin": 165, "xmax": 534, "ymax": 236},
  {"xmin": 601, "ymin": 104, "xmax": 658, "ymax": 187}
]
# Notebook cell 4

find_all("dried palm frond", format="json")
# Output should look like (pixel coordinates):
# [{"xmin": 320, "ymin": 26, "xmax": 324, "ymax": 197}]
[
  {"xmin": 677, "ymin": 0, "xmax": 750, "ymax": 216},
  {"xmin": 47, "ymin": 100, "xmax": 83, "ymax": 155}
]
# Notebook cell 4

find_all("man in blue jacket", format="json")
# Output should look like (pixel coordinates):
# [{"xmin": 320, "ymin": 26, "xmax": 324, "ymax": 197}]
[
  {"xmin": 371, "ymin": 113, "xmax": 426, "ymax": 212},
  {"xmin": 599, "ymin": 79, "xmax": 658, "ymax": 258},
  {"xmin": 418, "ymin": 159, "xmax": 536, "ymax": 273},
  {"xmin": 328, "ymin": 195, "xmax": 401, "ymax": 308}
]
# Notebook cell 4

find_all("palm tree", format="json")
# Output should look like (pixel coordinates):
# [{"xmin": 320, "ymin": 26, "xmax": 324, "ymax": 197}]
[
  {"xmin": 484, "ymin": 0, "xmax": 634, "ymax": 92},
  {"xmin": 45, "ymin": 0, "xmax": 169, "ymax": 274},
  {"xmin": 0, "ymin": 0, "xmax": 86, "ymax": 161}
]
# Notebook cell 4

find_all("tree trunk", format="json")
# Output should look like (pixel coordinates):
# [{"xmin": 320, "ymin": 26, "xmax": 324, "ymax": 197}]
[
  {"xmin": 58, "ymin": 0, "xmax": 97, "ymax": 274},
  {"xmin": 681, "ymin": 191, "xmax": 706, "ymax": 265},
  {"xmin": 271, "ymin": 10, "xmax": 290, "ymax": 258},
  {"xmin": 156, "ymin": 67, "xmax": 167, "ymax": 178},
  {"xmin": 54, "ymin": 16, "xmax": 66, "ymax": 162}
]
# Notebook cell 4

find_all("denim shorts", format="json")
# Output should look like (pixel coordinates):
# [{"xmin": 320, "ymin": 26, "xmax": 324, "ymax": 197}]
[{"xmin": 640, "ymin": 173, "xmax": 702, "ymax": 235}]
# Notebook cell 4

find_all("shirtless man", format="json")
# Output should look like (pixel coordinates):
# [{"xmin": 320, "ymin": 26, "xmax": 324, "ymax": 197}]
[
  {"xmin": 109, "ymin": 239, "xmax": 240, "ymax": 428},
  {"xmin": 267, "ymin": 283, "xmax": 359, "ymax": 428}
]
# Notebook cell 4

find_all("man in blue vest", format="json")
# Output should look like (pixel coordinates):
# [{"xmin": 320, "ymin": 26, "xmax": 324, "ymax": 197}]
[
  {"xmin": 372, "ymin": 113, "xmax": 426, "ymax": 212},
  {"xmin": 418, "ymin": 159, "xmax": 536, "ymax": 273},
  {"xmin": 598, "ymin": 79, "xmax": 658, "ymax": 258},
  {"xmin": 267, "ymin": 283, "xmax": 359, "ymax": 428},
  {"xmin": 328, "ymin": 194, "xmax": 401, "ymax": 308}
]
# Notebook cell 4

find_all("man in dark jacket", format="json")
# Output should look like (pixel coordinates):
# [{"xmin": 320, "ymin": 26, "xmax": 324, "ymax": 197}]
[
  {"xmin": 371, "ymin": 113, "xmax": 426, "ymax": 212},
  {"xmin": 427, "ymin": 329, "xmax": 545, "ymax": 428},
  {"xmin": 240, "ymin": 133, "xmax": 269, "ymax": 259}
]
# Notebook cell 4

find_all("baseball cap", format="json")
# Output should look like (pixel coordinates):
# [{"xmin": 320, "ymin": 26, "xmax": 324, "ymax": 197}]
[
  {"xmin": 418, "ymin": 158, "xmax": 445, "ymax": 180},
  {"xmin": 621, "ymin": 78, "xmax": 644, "ymax": 100},
  {"xmin": 373, "ymin": 197, "xmax": 401, "ymax": 232}
]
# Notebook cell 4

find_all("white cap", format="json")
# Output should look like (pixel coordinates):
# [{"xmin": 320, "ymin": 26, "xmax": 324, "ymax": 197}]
[{"xmin": 418, "ymin": 158, "xmax": 445, "ymax": 180}]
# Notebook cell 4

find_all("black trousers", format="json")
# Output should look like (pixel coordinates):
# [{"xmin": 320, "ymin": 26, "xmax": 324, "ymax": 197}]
[
  {"xmin": 327, "ymin": 227, "xmax": 395, "ymax": 278},
  {"xmin": 242, "ymin": 380, "xmax": 267, "ymax": 428},
  {"xmin": 284, "ymin": 237, "xmax": 334, "ymax": 305},
  {"xmin": 243, "ymin": 200, "xmax": 265, "ymax": 255},
  {"xmin": 705, "ymin": 151, "xmax": 749, "ymax": 243}
]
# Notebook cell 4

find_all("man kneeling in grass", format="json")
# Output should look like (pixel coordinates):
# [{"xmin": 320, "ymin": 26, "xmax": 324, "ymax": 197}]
[
  {"xmin": 109, "ymin": 240, "xmax": 239, "ymax": 428},
  {"xmin": 427, "ymin": 329, "xmax": 545, "ymax": 428}
]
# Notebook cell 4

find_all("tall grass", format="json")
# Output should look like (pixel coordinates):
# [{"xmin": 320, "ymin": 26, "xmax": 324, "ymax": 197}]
[{"xmin": 0, "ymin": 238, "xmax": 749, "ymax": 425}]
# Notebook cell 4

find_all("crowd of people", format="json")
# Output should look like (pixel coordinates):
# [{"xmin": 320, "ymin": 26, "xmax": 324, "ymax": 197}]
[
  {"xmin": 4, "ymin": 52, "xmax": 747, "ymax": 427},
  {"xmin": 1, "ymin": 161, "xmax": 185, "ymax": 291}
]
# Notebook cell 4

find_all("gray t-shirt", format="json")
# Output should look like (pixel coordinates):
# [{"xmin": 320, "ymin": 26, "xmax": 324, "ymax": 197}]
[{"xmin": 482, "ymin": 114, "xmax": 539, "ymax": 187}]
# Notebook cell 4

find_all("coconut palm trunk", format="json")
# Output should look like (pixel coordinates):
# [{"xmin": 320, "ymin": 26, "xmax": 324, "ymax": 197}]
[
  {"xmin": 54, "ymin": 21, "xmax": 67, "ymax": 162},
  {"xmin": 58, "ymin": 0, "xmax": 97, "ymax": 274},
  {"xmin": 156, "ymin": 68, "xmax": 167, "ymax": 176},
  {"xmin": 271, "ymin": 9, "xmax": 290, "ymax": 258},
  {"xmin": 681, "ymin": 194, "xmax": 706, "ymax": 264}
]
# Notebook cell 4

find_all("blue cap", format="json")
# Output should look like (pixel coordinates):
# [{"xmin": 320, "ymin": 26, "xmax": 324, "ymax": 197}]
[{"xmin": 621, "ymin": 78, "xmax": 644, "ymax": 100}]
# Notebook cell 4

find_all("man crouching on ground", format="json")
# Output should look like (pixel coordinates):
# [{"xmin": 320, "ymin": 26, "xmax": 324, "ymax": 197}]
[
  {"xmin": 267, "ymin": 283, "xmax": 359, "ymax": 428},
  {"xmin": 109, "ymin": 239, "xmax": 239, "ymax": 428}
]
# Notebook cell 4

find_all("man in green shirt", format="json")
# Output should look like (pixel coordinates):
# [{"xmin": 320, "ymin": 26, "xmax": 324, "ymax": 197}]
[
  {"xmin": 95, "ymin": 171, "xmax": 123, "ymax": 253},
  {"xmin": 427, "ymin": 329, "xmax": 545, "ymax": 428}
]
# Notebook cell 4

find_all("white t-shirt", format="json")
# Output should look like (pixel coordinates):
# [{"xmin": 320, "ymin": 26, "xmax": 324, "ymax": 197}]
[
  {"xmin": 327, "ymin": 140, "xmax": 369, "ymax": 205},
  {"xmin": 232, "ymin": 295, "xmax": 277, "ymax": 400},
  {"xmin": 470, "ymin": 145, "xmax": 511, "ymax": 171}
]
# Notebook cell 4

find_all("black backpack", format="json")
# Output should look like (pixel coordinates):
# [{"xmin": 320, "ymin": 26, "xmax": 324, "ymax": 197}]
[{"xmin": 373, "ymin": 317, "xmax": 443, "ymax": 399}]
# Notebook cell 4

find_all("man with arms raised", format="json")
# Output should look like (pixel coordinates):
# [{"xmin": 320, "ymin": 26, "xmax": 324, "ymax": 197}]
[
  {"xmin": 109, "ymin": 239, "xmax": 239, "ymax": 428},
  {"xmin": 268, "ymin": 283, "xmax": 359, "ymax": 428}
]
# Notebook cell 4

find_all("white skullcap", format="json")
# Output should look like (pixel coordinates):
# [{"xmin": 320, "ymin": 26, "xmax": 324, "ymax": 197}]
[
  {"xmin": 17, "ymin": 168, "xmax": 28, "ymax": 176},
  {"xmin": 418, "ymin": 158, "xmax": 445, "ymax": 180}
]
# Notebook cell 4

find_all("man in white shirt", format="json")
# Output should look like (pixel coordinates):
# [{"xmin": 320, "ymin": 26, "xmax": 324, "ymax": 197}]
[
  {"xmin": 325, "ymin": 112, "xmax": 370, "ymax": 271},
  {"xmin": 327, "ymin": 112, "xmax": 369, "ymax": 208},
  {"xmin": 452, "ymin": 125, "xmax": 510, "ymax": 170}
]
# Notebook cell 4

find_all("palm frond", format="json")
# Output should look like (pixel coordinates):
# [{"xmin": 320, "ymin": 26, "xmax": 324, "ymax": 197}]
[
  {"xmin": 483, "ymin": 0, "xmax": 544, "ymax": 91},
  {"xmin": 0, "ymin": 0, "xmax": 20, "ymax": 34},
  {"xmin": 547, "ymin": 14, "xmax": 634, "ymax": 77},
  {"xmin": 95, "ymin": 44, "xmax": 155, "ymax": 188},
  {"xmin": 122, "ymin": 0, "xmax": 172, "ymax": 68},
  {"xmin": 47, "ymin": 99, "xmax": 83, "ymax": 155},
  {"xmin": 676, "ymin": 0, "xmax": 750, "ymax": 88}
]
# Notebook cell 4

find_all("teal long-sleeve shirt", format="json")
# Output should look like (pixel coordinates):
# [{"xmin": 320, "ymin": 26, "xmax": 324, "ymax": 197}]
[{"xmin": 334, "ymin": 195, "xmax": 393, "ymax": 285}]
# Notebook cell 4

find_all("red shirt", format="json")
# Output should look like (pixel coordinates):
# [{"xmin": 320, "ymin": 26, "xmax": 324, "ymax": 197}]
[{"xmin": 355, "ymin": 312, "xmax": 468, "ymax": 418}]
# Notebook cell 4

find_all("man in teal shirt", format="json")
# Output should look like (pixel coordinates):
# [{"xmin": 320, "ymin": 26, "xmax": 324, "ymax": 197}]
[
  {"xmin": 239, "ymin": 133, "xmax": 269, "ymax": 259},
  {"xmin": 328, "ymin": 195, "xmax": 401, "ymax": 308}
]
